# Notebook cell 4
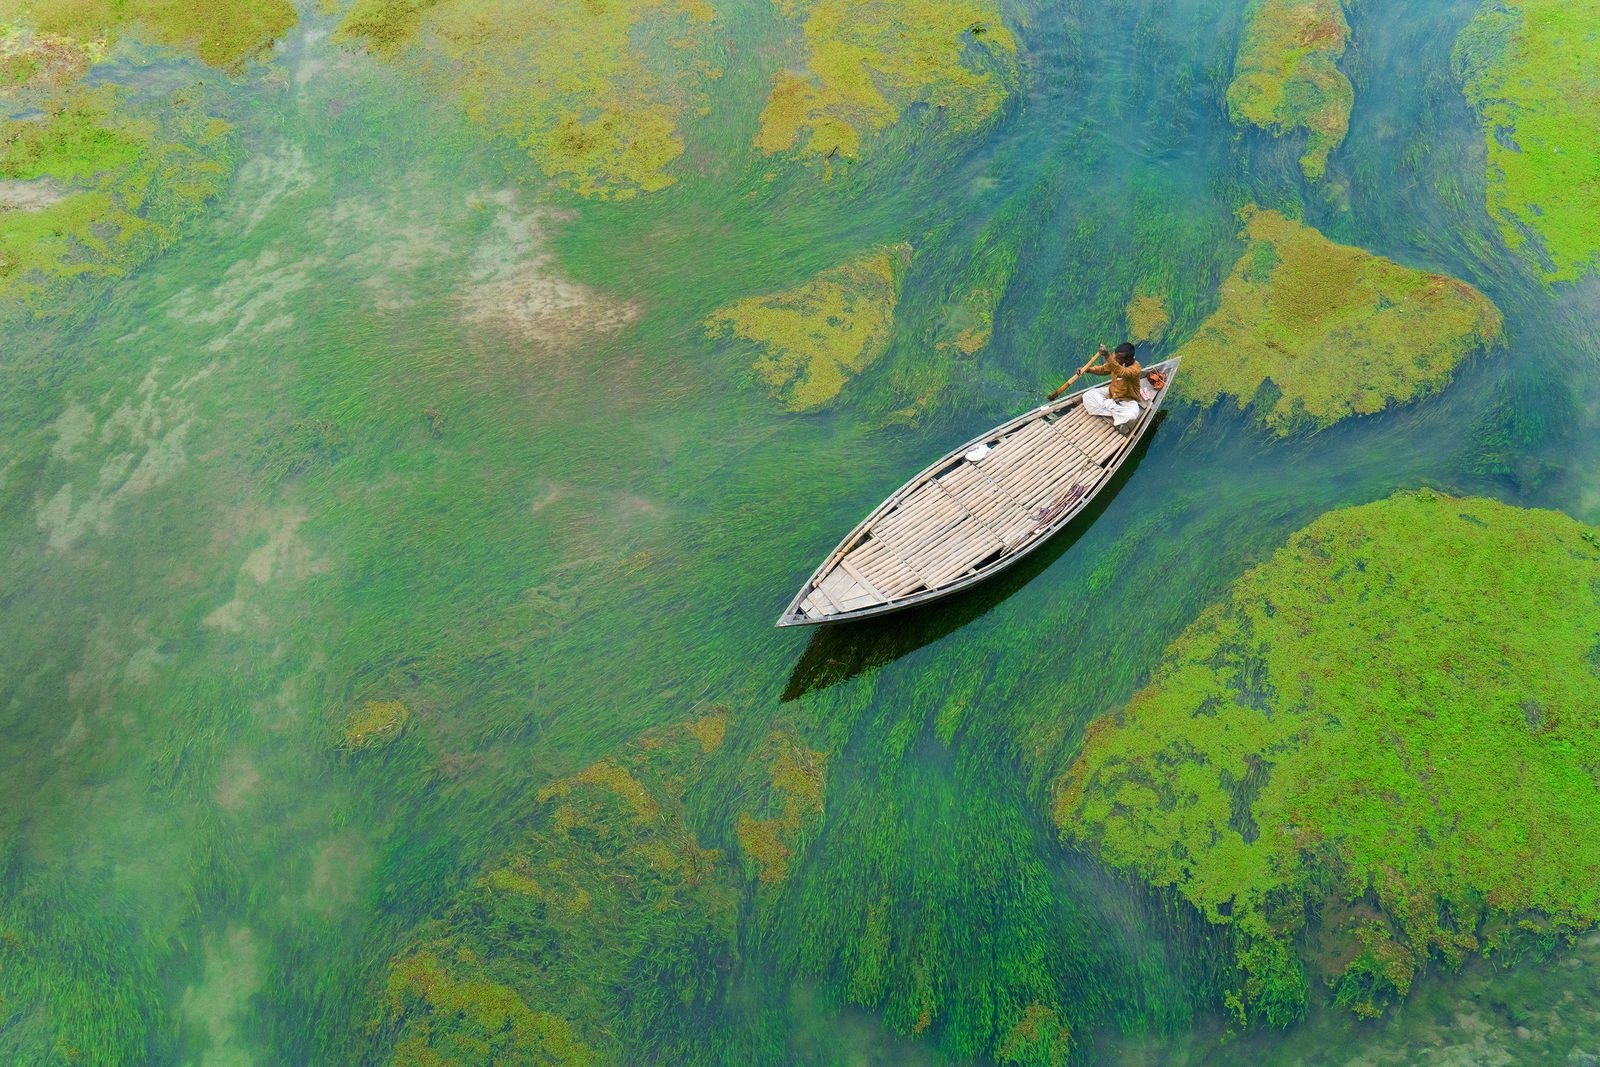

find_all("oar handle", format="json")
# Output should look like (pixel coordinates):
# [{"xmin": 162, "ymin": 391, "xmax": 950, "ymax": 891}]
[{"xmin": 1047, "ymin": 351, "xmax": 1103, "ymax": 401}]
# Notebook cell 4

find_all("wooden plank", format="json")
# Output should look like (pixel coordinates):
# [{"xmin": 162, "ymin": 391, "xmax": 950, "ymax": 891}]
[
  {"xmin": 849, "ymin": 538, "xmax": 931, "ymax": 597},
  {"xmin": 808, "ymin": 583, "xmax": 840, "ymax": 615},
  {"xmin": 838, "ymin": 557, "xmax": 889, "ymax": 603},
  {"xmin": 938, "ymin": 466, "xmax": 1032, "ymax": 535},
  {"xmin": 908, "ymin": 517, "xmax": 1002, "ymax": 580}
]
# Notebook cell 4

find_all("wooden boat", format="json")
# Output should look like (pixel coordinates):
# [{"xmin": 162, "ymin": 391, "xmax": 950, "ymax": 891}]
[{"xmin": 776, "ymin": 359, "xmax": 1179, "ymax": 626}]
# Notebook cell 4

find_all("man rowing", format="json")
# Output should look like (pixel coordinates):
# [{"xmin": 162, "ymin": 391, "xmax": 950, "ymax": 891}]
[{"xmin": 1048, "ymin": 342, "xmax": 1150, "ymax": 432}]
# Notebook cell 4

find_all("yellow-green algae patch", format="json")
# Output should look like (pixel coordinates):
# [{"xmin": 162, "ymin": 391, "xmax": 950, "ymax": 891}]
[
  {"xmin": 384, "ymin": 949, "xmax": 596, "ymax": 1066},
  {"xmin": 734, "ymin": 730, "xmax": 827, "ymax": 885},
  {"xmin": 1456, "ymin": 0, "xmax": 1600, "ymax": 282},
  {"xmin": 1054, "ymin": 491, "xmax": 1600, "ymax": 1024},
  {"xmin": 0, "ymin": 0, "xmax": 296, "ymax": 69},
  {"xmin": 1124, "ymin": 290, "xmax": 1171, "ymax": 344},
  {"xmin": 996, "ymin": 1003, "xmax": 1071, "ymax": 1066},
  {"xmin": 340, "ymin": 699, "xmax": 410, "ymax": 750},
  {"xmin": 1172, "ymin": 207, "xmax": 1502, "ymax": 434},
  {"xmin": 1227, "ymin": 0, "xmax": 1352, "ymax": 180},
  {"xmin": 0, "ymin": 26, "xmax": 96, "ymax": 89},
  {"xmin": 334, "ymin": 0, "xmax": 720, "ymax": 200},
  {"xmin": 0, "ymin": 81, "xmax": 235, "ymax": 311},
  {"xmin": 756, "ymin": 0, "xmax": 1018, "ymax": 170},
  {"xmin": 704, "ymin": 244, "xmax": 911, "ymax": 411},
  {"xmin": 374, "ymin": 715, "xmax": 738, "ymax": 1061}
]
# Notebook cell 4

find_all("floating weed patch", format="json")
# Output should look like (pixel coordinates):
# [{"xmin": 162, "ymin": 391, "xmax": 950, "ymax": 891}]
[
  {"xmin": 1056, "ymin": 491, "xmax": 1600, "ymax": 1025},
  {"xmin": 372, "ymin": 715, "xmax": 740, "ymax": 1061},
  {"xmin": 334, "ymin": 0, "xmax": 720, "ymax": 199},
  {"xmin": 756, "ymin": 0, "xmax": 1018, "ymax": 173},
  {"xmin": 0, "ymin": 0, "xmax": 295, "ymax": 69},
  {"xmin": 0, "ymin": 27, "xmax": 98, "ymax": 93},
  {"xmin": 1125, "ymin": 291, "xmax": 1171, "ymax": 344},
  {"xmin": 1227, "ymin": 0, "xmax": 1352, "ymax": 180},
  {"xmin": 735, "ymin": 730, "xmax": 827, "ymax": 884},
  {"xmin": 1172, "ymin": 207, "xmax": 1503, "ymax": 433},
  {"xmin": 704, "ymin": 244, "xmax": 910, "ymax": 410},
  {"xmin": 1456, "ymin": 0, "xmax": 1600, "ymax": 282},
  {"xmin": 340, "ymin": 699, "xmax": 410, "ymax": 750},
  {"xmin": 0, "ymin": 82, "xmax": 235, "ymax": 314}
]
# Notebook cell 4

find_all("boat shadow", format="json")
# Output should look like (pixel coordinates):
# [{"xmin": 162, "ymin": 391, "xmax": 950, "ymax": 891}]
[{"xmin": 780, "ymin": 412, "xmax": 1168, "ymax": 703}]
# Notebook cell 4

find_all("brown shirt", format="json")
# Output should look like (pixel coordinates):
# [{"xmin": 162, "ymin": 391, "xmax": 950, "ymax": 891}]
[{"xmin": 1089, "ymin": 357, "xmax": 1143, "ymax": 402}]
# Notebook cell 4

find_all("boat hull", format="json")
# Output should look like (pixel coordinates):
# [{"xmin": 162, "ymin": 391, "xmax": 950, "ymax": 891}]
[{"xmin": 776, "ymin": 359, "xmax": 1179, "ymax": 627}]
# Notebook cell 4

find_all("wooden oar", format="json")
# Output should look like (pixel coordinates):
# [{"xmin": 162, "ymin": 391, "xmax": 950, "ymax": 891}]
[{"xmin": 1047, "ymin": 349, "xmax": 1103, "ymax": 401}]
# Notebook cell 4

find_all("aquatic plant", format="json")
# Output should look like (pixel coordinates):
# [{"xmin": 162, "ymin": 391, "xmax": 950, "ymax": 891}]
[
  {"xmin": 734, "ymin": 730, "xmax": 827, "ymax": 884},
  {"xmin": 704, "ymin": 244, "xmax": 911, "ymax": 411},
  {"xmin": 0, "ymin": 0, "xmax": 295, "ymax": 69},
  {"xmin": 373, "ymin": 715, "xmax": 739, "ymax": 1062},
  {"xmin": 1172, "ymin": 207, "xmax": 1503, "ymax": 433},
  {"xmin": 756, "ymin": 0, "xmax": 1018, "ymax": 171},
  {"xmin": 341, "ymin": 699, "xmax": 410, "ymax": 750},
  {"xmin": 1226, "ymin": 0, "xmax": 1352, "ymax": 180},
  {"xmin": 1124, "ymin": 291, "xmax": 1171, "ymax": 344},
  {"xmin": 0, "ymin": 82, "xmax": 235, "ymax": 312},
  {"xmin": 1055, "ymin": 491, "xmax": 1600, "ymax": 1024},
  {"xmin": 0, "ymin": 26, "xmax": 96, "ymax": 90},
  {"xmin": 1455, "ymin": 0, "xmax": 1600, "ymax": 282},
  {"xmin": 334, "ymin": 0, "xmax": 720, "ymax": 199}
]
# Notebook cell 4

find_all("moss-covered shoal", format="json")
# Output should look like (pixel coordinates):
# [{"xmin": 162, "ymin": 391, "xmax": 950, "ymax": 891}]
[
  {"xmin": 756, "ymin": 0, "xmax": 1018, "ymax": 172},
  {"xmin": 1455, "ymin": 0, "xmax": 1600, "ymax": 282},
  {"xmin": 0, "ymin": 0, "xmax": 296, "ymax": 69},
  {"xmin": 1054, "ymin": 491, "xmax": 1600, "ymax": 1025},
  {"xmin": 334, "ymin": 0, "xmax": 720, "ymax": 200},
  {"xmin": 1172, "ymin": 207, "xmax": 1503, "ymax": 434},
  {"xmin": 1227, "ymin": 0, "xmax": 1352, "ymax": 180},
  {"xmin": 704, "ymin": 244, "xmax": 911, "ymax": 411}
]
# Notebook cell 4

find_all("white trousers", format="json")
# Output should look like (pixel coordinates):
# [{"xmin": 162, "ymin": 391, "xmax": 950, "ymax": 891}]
[{"xmin": 1082, "ymin": 384, "xmax": 1141, "ymax": 426}]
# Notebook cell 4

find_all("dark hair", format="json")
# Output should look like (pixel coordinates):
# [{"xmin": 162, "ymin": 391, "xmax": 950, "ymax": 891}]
[{"xmin": 1114, "ymin": 341, "xmax": 1137, "ymax": 366}]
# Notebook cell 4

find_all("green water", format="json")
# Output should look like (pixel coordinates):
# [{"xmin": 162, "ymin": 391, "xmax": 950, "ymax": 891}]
[{"xmin": 2, "ymin": 0, "xmax": 1597, "ymax": 1063}]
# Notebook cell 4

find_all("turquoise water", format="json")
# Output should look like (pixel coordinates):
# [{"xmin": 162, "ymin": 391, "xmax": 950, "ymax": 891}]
[{"xmin": 2, "ymin": 0, "xmax": 1596, "ymax": 1062}]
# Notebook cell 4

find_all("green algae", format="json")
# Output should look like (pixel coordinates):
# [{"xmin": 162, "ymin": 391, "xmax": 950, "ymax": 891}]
[
  {"xmin": 0, "ymin": 0, "xmax": 296, "ymax": 69},
  {"xmin": 0, "ymin": 83, "xmax": 235, "ymax": 312},
  {"xmin": 755, "ymin": 0, "xmax": 1018, "ymax": 171},
  {"xmin": 383, "ymin": 950, "xmax": 596, "ymax": 1066},
  {"xmin": 334, "ymin": 0, "xmax": 720, "ymax": 200},
  {"xmin": 373, "ymin": 715, "xmax": 739, "ymax": 1062},
  {"xmin": 1124, "ymin": 291, "xmax": 1171, "ymax": 344},
  {"xmin": 340, "ymin": 699, "xmax": 410, "ymax": 750},
  {"xmin": 1455, "ymin": 0, "xmax": 1600, "ymax": 282},
  {"xmin": 734, "ymin": 730, "xmax": 827, "ymax": 885},
  {"xmin": 1227, "ymin": 0, "xmax": 1352, "ymax": 180},
  {"xmin": 0, "ymin": 27, "xmax": 96, "ymax": 90},
  {"xmin": 704, "ymin": 244, "xmax": 911, "ymax": 411},
  {"xmin": 1055, "ymin": 491, "xmax": 1600, "ymax": 1026},
  {"xmin": 1172, "ymin": 207, "xmax": 1503, "ymax": 434}
]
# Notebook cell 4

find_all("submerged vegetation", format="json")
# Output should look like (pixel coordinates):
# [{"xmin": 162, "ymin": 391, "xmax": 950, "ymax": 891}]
[
  {"xmin": 3, "ymin": 0, "xmax": 1600, "ymax": 1062},
  {"xmin": 704, "ymin": 244, "xmax": 911, "ymax": 410},
  {"xmin": 335, "ymin": 0, "xmax": 721, "ymax": 199},
  {"xmin": 0, "ymin": 78, "xmax": 234, "ymax": 312},
  {"xmin": 1173, "ymin": 207, "xmax": 1503, "ymax": 433},
  {"xmin": 376, "ymin": 714, "xmax": 739, "ymax": 1062},
  {"xmin": 1056, "ymin": 492, "xmax": 1600, "ymax": 1025},
  {"xmin": 1455, "ymin": 0, "xmax": 1600, "ymax": 282},
  {"xmin": 0, "ymin": 0, "xmax": 295, "ymax": 69},
  {"xmin": 756, "ymin": 0, "xmax": 1018, "ymax": 171},
  {"xmin": 1226, "ymin": 0, "xmax": 1352, "ymax": 179}
]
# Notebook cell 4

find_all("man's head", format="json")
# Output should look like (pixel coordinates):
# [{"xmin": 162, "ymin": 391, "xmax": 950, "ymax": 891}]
[{"xmin": 1114, "ymin": 341, "xmax": 1137, "ymax": 366}]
